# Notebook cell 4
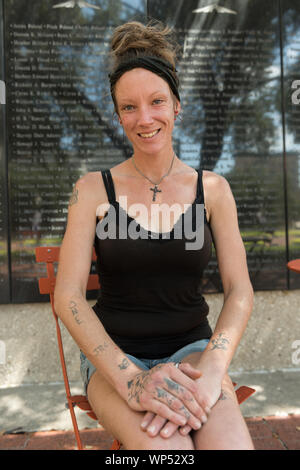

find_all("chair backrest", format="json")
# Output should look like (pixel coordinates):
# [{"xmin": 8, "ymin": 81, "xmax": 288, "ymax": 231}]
[{"xmin": 35, "ymin": 246, "xmax": 100, "ymax": 297}]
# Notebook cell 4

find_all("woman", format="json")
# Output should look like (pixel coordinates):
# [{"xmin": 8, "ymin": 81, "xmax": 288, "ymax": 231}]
[{"xmin": 54, "ymin": 21, "xmax": 254, "ymax": 450}]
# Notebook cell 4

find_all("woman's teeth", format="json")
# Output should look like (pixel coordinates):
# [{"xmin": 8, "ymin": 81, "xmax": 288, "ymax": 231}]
[{"xmin": 139, "ymin": 129, "xmax": 160, "ymax": 138}]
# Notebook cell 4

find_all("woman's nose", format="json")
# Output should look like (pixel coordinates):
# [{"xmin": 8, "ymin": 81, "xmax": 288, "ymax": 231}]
[{"xmin": 137, "ymin": 106, "xmax": 154, "ymax": 126}]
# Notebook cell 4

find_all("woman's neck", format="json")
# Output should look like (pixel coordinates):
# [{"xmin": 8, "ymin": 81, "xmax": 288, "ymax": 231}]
[{"xmin": 131, "ymin": 146, "xmax": 178, "ymax": 181}]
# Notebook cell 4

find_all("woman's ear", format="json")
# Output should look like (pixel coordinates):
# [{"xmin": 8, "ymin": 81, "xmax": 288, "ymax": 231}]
[{"xmin": 174, "ymin": 100, "xmax": 181, "ymax": 120}]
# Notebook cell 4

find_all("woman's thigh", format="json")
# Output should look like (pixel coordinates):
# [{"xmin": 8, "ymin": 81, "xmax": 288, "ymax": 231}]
[
  {"xmin": 181, "ymin": 352, "xmax": 254, "ymax": 450},
  {"xmin": 87, "ymin": 370, "xmax": 195, "ymax": 450}
]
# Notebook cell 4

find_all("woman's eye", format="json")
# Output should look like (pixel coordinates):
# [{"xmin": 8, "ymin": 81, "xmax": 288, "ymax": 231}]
[
  {"xmin": 153, "ymin": 99, "xmax": 163, "ymax": 105},
  {"xmin": 123, "ymin": 105, "xmax": 134, "ymax": 111}
]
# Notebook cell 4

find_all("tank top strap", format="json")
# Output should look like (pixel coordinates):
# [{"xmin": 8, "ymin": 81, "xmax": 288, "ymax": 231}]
[
  {"xmin": 196, "ymin": 169, "xmax": 204, "ymax": 203},
  {"xmin": 101, "ymin": 169, "xmax": 116, "ymax": 204}
]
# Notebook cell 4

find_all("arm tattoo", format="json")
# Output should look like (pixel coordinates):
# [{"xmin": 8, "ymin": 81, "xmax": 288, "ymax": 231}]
[
  {"xmin": 210, "ymin": 333, "xmax": 230, "ymax": 351},
  {"xmin": 69, "ymin": 188, "xmax": 78, "ymax": 206},
  {"xmin": 118, "ymin": 357, "xmax": 130, "ymax": 370},
  {"xmin": 93, "ymin": 342, "xmax": 109, "ymax": 356},
  {"xmin": 69, "ymin": 300, "xmax": 83, "ymax": 325}
]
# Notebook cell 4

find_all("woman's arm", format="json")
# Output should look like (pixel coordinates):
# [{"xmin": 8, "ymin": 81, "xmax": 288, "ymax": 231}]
[
  {"xmin": 54, "ymin": 174, "xmax": 139, "ymax": 399},
  {"xmin": 54, "ymin": 173, "xmax": 207, "ymax": 430},
  {"xmin": 191, "ymin": 172, "xmax": 253, "ymax": 408},
  {"xmin": 200, "ymin": 174, "xmax": 253, "ymax": 366}
]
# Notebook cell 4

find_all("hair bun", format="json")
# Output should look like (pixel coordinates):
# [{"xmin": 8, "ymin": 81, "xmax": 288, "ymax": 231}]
[{"xmin": 110, "ymin": 21, "xmax": 178, "ymax": 69}]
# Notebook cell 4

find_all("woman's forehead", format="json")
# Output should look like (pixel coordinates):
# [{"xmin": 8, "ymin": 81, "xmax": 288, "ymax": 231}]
[{"xmin": 115, "ymin": 68, "xmax": 171, "ymax": 100}]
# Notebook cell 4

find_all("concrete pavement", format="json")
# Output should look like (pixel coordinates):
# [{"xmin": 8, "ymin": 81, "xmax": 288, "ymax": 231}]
[{"xmin": 0, "ymin": 368, "xmax": 299, "ymax": 450}]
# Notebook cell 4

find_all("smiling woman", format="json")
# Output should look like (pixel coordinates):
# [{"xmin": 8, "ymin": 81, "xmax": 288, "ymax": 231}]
[
  {"xmin": 109, "ymin": 22, "xmax": 181, "ymax": 163},
  {"xmin": 115, "ymin": 68, "xmax": 178, "ymax": 161},
  {"xmin": 54, "ymin": 20, "xmax": 254, "ymax": 450}
]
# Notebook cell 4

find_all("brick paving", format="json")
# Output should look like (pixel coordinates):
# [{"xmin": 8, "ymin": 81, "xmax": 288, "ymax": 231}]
[{"xmin": 0, "ymin": 415, "xmax": 299, "ymax": 450}]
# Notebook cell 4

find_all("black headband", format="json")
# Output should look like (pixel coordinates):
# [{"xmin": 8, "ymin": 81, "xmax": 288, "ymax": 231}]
[{"xmin": 109, "ymin": 56, "xmax": 180, "ymax": 102}]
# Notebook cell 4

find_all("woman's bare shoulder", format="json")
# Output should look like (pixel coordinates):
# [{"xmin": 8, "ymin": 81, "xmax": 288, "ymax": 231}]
[
  {"xmin": 202, "ymin": 170, "xmax": 233, "ymax": 220},
  {"xmin": 203, "ymin": 170, "xmax": 233, "ymax": 199},
  {"xmin": 71, "ymin": 171, "xmax": 107, "ymax": 203},
  {"xmin": 202, "ymin": 170, "xmax": 230, "ymax": 190}
]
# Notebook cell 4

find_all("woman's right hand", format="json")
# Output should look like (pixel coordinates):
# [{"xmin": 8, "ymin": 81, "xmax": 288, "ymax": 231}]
[{"xmin": 126, "ymin": 362, "xmax": 208, "ymax": 431}]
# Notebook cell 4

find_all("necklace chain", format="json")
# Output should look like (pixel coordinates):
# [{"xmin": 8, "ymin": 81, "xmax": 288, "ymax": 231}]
[
  {"xmin": 131, "ymin": 152, "xmax": 176, "ymax": 201},
  {"xmin": 131, "ymin": 152, "xmax": 175, "ymax": 185}
]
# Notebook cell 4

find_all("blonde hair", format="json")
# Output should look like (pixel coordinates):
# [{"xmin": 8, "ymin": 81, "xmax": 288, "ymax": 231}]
[{"xmin": 110, "ymin": 20, "xmax": 178, "ymax": 68}]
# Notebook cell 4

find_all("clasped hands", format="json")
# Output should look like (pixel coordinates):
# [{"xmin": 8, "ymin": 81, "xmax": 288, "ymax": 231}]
[{"xmin": 126, "ymin": 361, "xmax": 221, "ymax": 439}]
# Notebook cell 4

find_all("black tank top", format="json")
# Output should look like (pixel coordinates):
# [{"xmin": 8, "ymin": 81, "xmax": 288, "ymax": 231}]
[{"xmin": 92, "ymin": 168, "xmax": 213, "ymax": 358}]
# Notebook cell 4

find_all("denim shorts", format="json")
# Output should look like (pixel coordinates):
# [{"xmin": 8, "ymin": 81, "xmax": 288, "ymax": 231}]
[{"xmin": 80, "ymin": 338, "xmax": 210, "ymax": 396}]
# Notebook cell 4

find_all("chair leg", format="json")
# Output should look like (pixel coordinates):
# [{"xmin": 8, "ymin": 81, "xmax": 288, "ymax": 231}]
[
  {"xmin": 67, "ymin": 400, "xmax": 84, "ymax": 450},
  {"xmin": 111, "ymin": 439, "xmax": 121, "ymax": 450}
]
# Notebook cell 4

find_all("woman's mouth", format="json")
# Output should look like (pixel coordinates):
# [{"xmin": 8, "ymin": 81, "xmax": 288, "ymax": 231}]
[{"xmin": 138, "ymin": 129, "xmax": 160, "ymax": 139}]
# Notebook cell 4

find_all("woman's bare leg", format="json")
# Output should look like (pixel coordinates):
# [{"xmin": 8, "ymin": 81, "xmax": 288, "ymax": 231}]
[
  {"xmin": 87, "ymin": 370, "xmax": 195, "ymax": 450},
  {"xmin": 181, "ymin": 352, "xmax": 254, "ymax": 450}
]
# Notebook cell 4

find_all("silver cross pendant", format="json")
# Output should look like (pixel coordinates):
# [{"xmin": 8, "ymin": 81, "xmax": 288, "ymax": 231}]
[{"xmin": 150, "ymin": 185, "xmax": 161, "ymax": 202}]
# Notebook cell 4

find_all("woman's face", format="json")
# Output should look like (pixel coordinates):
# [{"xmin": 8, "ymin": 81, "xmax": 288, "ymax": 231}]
[{"xmin": 115, "ymin": 68, "xmax": 180, "ymax": 156}]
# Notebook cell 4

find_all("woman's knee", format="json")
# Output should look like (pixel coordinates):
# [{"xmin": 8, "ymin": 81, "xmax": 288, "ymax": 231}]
[
  {"xmin": 220, "ymin": 373, "xmax": 238, "ymax": 401},
  {"xmin": 125, "ymin": 431, "xmax": 194, "ymax": 450},
  {"xmin": 87, "ymin": 371, "xmax": 195, "ymax": 450}
]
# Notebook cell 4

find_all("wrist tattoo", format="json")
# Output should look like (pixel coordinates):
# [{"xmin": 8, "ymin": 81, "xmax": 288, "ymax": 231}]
[
  {"xmin": 210, "ymin": 333, "xmax": 229, "ymax": 351},
  {"xmin": 118, "ymin": 357, "xmax": 130, "ymax": 370}
]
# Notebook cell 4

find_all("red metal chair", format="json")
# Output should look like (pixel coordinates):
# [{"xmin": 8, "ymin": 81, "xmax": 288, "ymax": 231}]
[
  {"xmin": 35, "ymin": 246, "xmax": 255, "ymax": 450},
  {"xmin": 35, "ymin": 246, "xmax": 121, "ymax": 450},
  {"xmin": 287, "ymin": 259, "xmax": 300, "ymax": 274}
]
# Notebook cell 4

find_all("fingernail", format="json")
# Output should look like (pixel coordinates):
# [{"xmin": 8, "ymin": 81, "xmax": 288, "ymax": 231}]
[
  {"xmin": 162, "ymin": 428, "xmax": 170, "ymax": 436},
  {"xmin": 147, "ymin": 425, "xmax": 155, "ymax": 434},
  {"xmin": 141, "ymin": 421, "xmax": 147, "ymax": 429},
  {"xmin": 201, "ymin": 415, "xmax": 207, "ymax": 424},
  {"xmin": 182, "ymin": 426, "xmax": 190, "ymax": 435},
  {"xmin": 194, "ymin": 420, "xmax": 201, "ymax": 429},
  {"xmin": 205, "ymin": 407, "xmax": 211, "ymax": 414}
]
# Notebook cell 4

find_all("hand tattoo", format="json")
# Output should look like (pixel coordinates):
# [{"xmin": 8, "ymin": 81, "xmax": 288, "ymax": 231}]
[{"xmin": 127, "ymin": 365, "xmax": 163, "ymax": 403}]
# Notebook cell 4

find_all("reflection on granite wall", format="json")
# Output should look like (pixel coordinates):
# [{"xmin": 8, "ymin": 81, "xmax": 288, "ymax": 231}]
[
  {"xmin": 148, "ymin": 0, "xmax": 300, "ymax": 293},
  {"xmin": 0, "ymin": 0, "xmax": 299, "ymax": 302},
  {"xmin": 284, "ymin": 0, "xmax": 300, "ymax": 289},
  {"xmin": 0, "ymin": 0, "xmax": 9, "ymax": 303}
]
